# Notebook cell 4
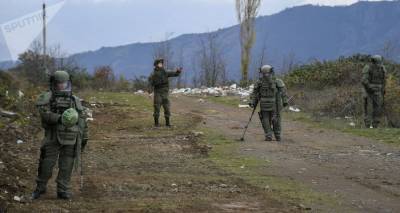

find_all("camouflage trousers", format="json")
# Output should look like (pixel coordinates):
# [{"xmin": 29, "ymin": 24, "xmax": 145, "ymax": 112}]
[
  {"xmin": 36, "ymin": 132, "xmax": 76, "ymax": 193},
  {"xmin": 260, "ymin": 110, "xmax": 282, "ymax": 139},
  {"xmin": 153, "ymin": 91, "xmax": 171, "ymax": 119},
  {"xmin": 363, "ymin": 91, "xmax": 384, "ymax": 128}
]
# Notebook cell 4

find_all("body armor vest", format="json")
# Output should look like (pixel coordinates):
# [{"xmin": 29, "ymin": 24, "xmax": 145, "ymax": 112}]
[
  {"xmin": 259, "ymin": 77, "xmax": 277, "ymax": 111},
  {"xmin": 369, "ymin": 65, "xmax": 385, "ymax": 85},
  {"xmin": 152, "ymin": 69, "xmax": 169, "ymax": 89},
  {"xmin": 51, "ymin": 95, "xmax": 80, "ymax": 145}
]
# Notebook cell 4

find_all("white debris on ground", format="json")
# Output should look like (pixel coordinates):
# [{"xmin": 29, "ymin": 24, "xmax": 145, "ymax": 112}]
[
  {"xmin": 170, "ymin": 84, "xmax": 254, "ymax": 98},
  {"xmin": 289, "ymin": 106, "xmax": 301, "ymax": 113},
  {"xmin": 17, "ymin": 90, "xmax": 24, "ymax": 98},
  {"xmin": 16, "ymin": 139, "xmax": 24, "ymax": 144},
  {"xmin": 134, "ymin": 90, "xmax": 145, "ymax": 95}
]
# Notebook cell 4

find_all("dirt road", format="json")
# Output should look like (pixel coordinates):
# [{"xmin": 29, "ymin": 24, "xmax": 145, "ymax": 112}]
[{"xmin": 175, "ymin": 96, "xmax": 400, "ymax": 212}]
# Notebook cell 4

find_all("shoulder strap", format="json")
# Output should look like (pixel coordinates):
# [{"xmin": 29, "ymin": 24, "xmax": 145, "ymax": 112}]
[{"xmin": 72, "ymin": 95, "xmax": 84, "ymax": 111}]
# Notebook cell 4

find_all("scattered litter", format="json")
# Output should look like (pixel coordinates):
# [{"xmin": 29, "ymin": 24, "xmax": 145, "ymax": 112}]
[
  {"xmin": 240, "ymin": 165, "xmax": 245, "ymax": 169},
  {"xmin": 13, "ymin": 195, "xmax": 22, "ymax": 202},
  {"xmin": 219, "ymin": 184, "xmax": 228, "ymax": 188},
  {"xmin": 0, "ymin": 109, "xmax": 18, "ymax": 118},
  {"xmin": 289, "ymin": 106, "xmax": 301, "ymax": 112},
  {"xmin": 349, "ymin": 122, "xmax": 356, "ymax": 127},
  {"xmin": 191, "ymin": 131, "xmax": 204, "ymax": 137},
  {"xmin": 134, "ymin": 90, "xmax": 145, "ymax": 95},
  {"xmin": 16, "ymin": 139, "xmax": 24, "ymax": 144},
  {"xmin": 386, "ymin": 153, "xmax": 393, "ymax": 156},
  {"xmin": 243, "ymin": 149, "xmax": 254, "ymax": 151},
  {"xmin": 197, "ymin": 99, "xmax": 205, "ymax": 103},
  {"xmin": 171, "ymin": 183, "xmax": 177, "ymax": 187},
  {"xmin": 170, "ymin": 84, "xmax": 254, "ymax": 97},
  {"xmin": 238, "ymin": 104, "xmax": 250, "ymax": 108},
  {"xmin": 18, "ymin": 90, "xmax": 24, "ymax": 98}
]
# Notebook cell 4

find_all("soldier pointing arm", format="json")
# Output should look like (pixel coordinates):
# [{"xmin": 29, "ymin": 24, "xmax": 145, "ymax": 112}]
[{"xmin": 149, "ymin": 58, "xmax": 182, "ymax": 127}]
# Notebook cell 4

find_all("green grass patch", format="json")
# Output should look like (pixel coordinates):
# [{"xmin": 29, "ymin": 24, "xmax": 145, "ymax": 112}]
[
  {"xmin": 200, "ymin": 128, "xmax": 338, "ymax": 208},
  {"xmin": 205, "ymin": 96, "xmax": 241, "ymax": 107},
  {"xmin": 285, "ymin": 111, "xmax": 400, "ymax": 145},
  {"xmin": 80, "ymin": 91, "xmax": 153, "ymax": 110},
  {"xmin": 202, "ymin": 95, "xmax": 400, "ymax": 145}
]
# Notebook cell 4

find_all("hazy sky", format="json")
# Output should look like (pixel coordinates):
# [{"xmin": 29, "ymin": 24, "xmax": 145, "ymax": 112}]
[{"xmin": 0, "ymin": 0, "xmax": 385, "ymax": 60}]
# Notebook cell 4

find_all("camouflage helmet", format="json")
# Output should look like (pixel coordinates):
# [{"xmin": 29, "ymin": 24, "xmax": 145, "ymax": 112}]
[
  {"xmin": 260, "ymin": 65, "xmax": 274, "ymax": 74},
  {"xmin": 54, "ymin": 70, "xmax": 70, "ymax": 82},
  {"xmin": 371, "ymin": 55, "xmax": 383, "ymax": 63},
  {"xmin": 154, "ymin": 58, "xmax": 164, "ymax": 66},
  {"xmin": 61, "ymin": 108, "xmax": 79, "ymax": 127}
]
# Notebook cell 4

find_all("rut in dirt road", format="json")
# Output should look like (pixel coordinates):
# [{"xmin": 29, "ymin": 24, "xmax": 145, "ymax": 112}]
[{"xmin": 174, "ymin": 96, "xmax": 400, "ymax": 213}]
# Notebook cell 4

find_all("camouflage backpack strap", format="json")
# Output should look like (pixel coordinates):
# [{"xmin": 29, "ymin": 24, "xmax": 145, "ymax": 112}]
[{"xmin": 72, "ymin": 95, "xmax": 84, "ymax": 112}]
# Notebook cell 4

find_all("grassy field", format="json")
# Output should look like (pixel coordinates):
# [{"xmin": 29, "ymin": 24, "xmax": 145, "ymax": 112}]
[
  {"xmin": 205, "ymin": 95, "xmax": 400, "ymax": 145},
  {"xmin": 286, "ymin": 111, "xmax": 400, "ymax": 145}
]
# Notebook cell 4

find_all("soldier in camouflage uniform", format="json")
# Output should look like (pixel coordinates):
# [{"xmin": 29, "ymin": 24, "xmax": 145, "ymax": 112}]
[
  {"xmin": 32, "ymin": 71, "xmax": 88, "ymax": 200},
  {"xmin": 362, "ymin": 55, "xmax": 387, "ymax": 128},
  {"xmin": 250, "ymin": 65, "xmax": 289, "ymax": 141},
  {"xmin": 148, "ymin": 58, "xmax": 182, "ymax": 127}
]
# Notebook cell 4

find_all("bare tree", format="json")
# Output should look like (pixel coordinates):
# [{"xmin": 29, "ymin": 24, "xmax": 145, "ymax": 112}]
[
  {"xmin": 153, "ymin": 32, "xmax": 175, "ymax": 70},
  {"xmin": 191, "ymin": 55, "xmax": 200, "ymax": 87},
  {"xmin": 381, "ymin": 39, "xmax": 400, "ymax": 61},
  {"xmin": 236, "ymin": 0, "xmax": 261, "ymax": 86},
  {"xmin": 198, "ymin": 33, "xmax": 226, "ymax": 87},
  {"xmin": 281, "ymin": 52, "xmax": 297, "ymax": 73},
  {"xmin": 176, "ymin": 46, "xmax": 185, "ymax": 88},
  {"xmin": 251, "ymin": 32, "xmax": 268, "ymax": 80}
]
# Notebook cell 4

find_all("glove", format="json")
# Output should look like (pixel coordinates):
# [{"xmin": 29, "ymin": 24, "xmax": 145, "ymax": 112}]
[
  {"xmin": 248, "ymin": 102, "xmax": 255, "ymax": 108},
  {"xmin": 283, "ymin": 103, "xmax": 289, "ymax": 107}
]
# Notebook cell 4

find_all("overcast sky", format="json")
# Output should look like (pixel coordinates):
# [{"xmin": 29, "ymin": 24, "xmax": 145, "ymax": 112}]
[{"xmin": 0, "ymin": 0, "xmax": 386, "ymax": 61}]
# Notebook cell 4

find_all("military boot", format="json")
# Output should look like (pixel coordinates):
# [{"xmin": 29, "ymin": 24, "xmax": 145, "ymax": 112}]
[
  {"xmin": 31, "ymin": 188, "xmax": 46, "ymax": 200},
  {"xmin": 275, "ymin": 135, "xmax": 282, "ymax": 142},
  {"xmin": 154, "ymin": 117, "xmax": 160, "ymax": 127},
  {"xmin": 166, "ymin": 117, "xmax": 171, "ymax": 127},
  {"xmin": 57, "ymin": 192, "xmax": 72, "ymax": 200},
  {"xmin": 265, "ymin": 135, "xmax": 273, "ymax": 141}
]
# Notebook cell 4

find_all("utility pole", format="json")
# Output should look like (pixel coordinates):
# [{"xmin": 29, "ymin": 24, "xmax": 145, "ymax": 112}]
[{"xmin": 42, "ymin": 3, "xmax": 48, "ymax": 74}]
